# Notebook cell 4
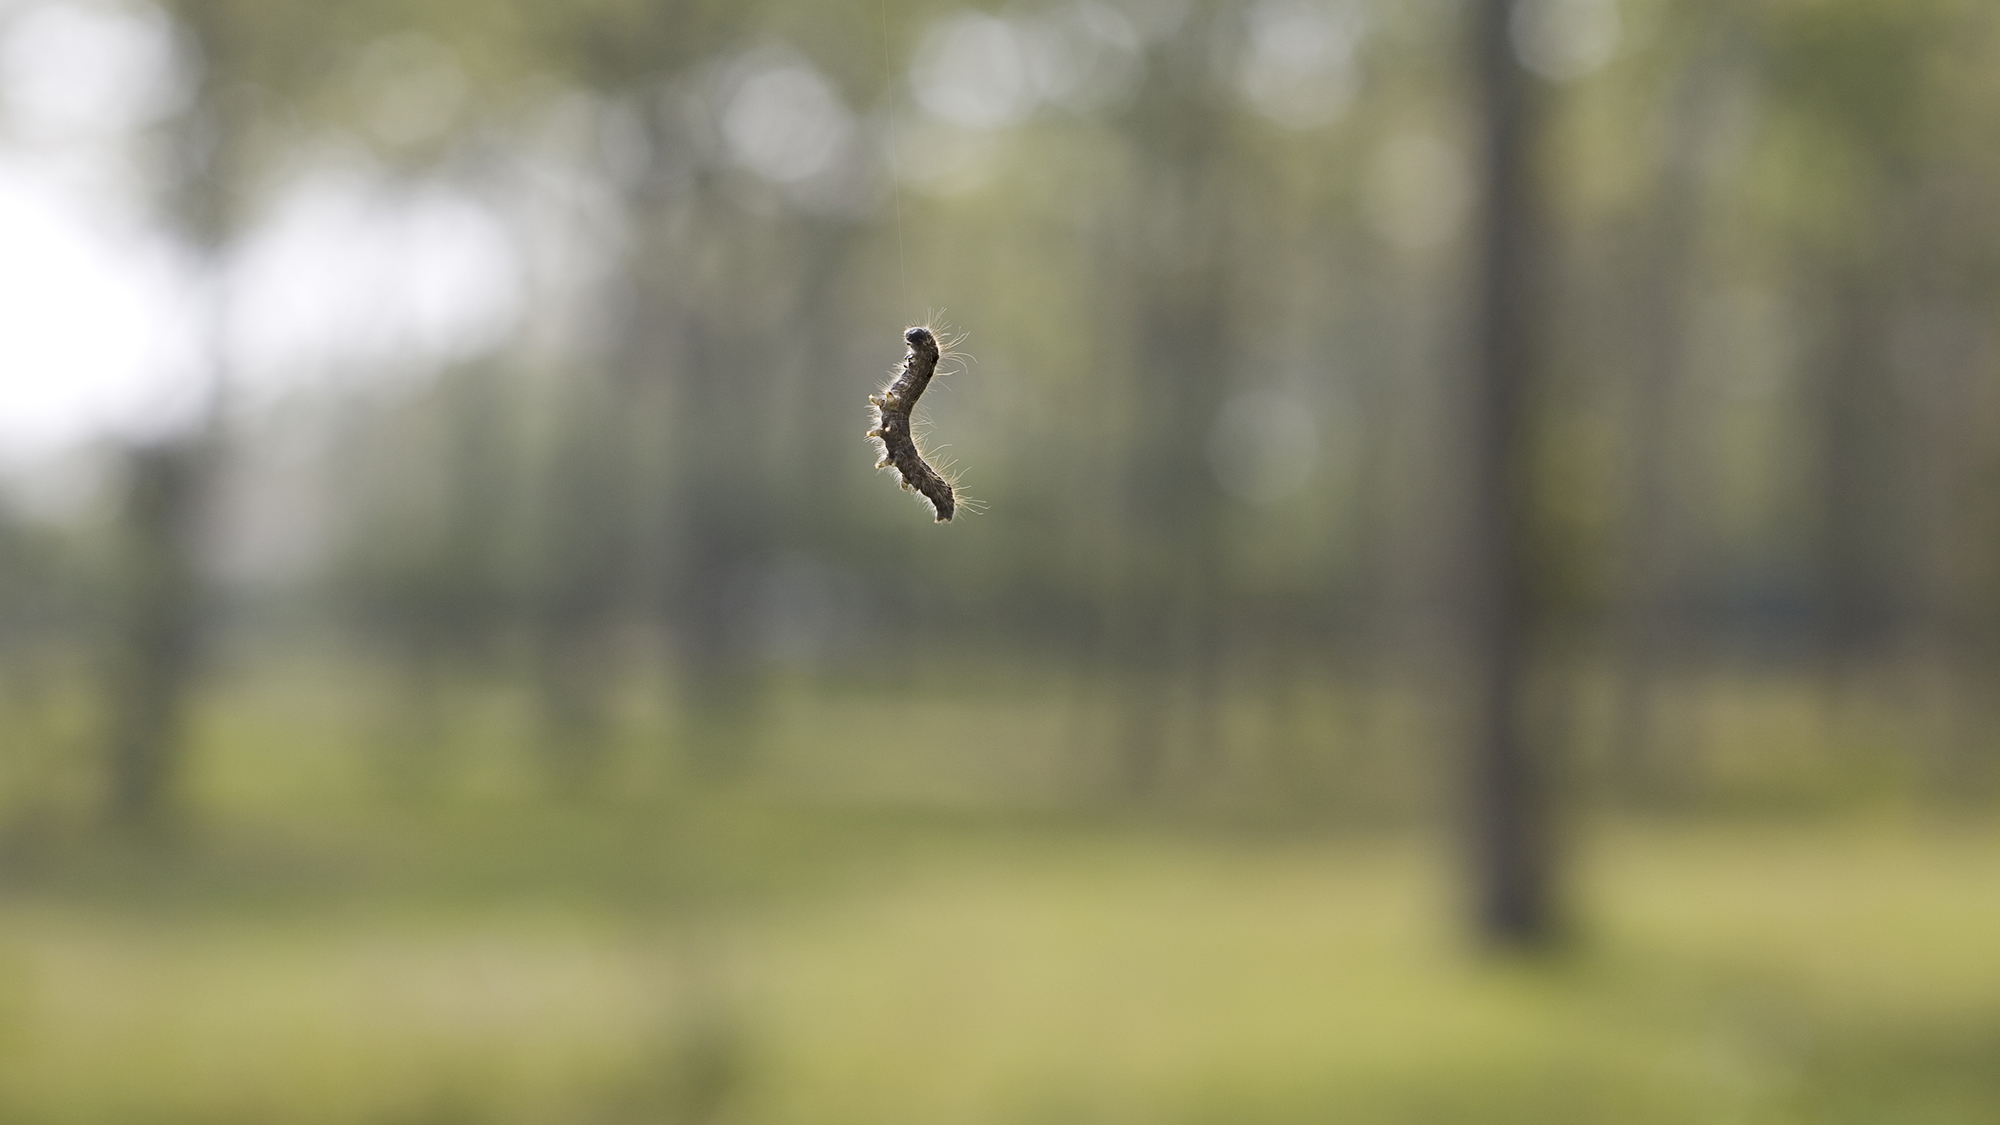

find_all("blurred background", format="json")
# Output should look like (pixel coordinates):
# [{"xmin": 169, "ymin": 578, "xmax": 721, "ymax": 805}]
[{"xmin": 3, "ymin": 0, "xmax": 2000, "ymax": 1119}]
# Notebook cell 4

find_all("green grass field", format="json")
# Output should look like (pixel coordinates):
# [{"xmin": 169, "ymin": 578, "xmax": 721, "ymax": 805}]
[{"xmin": 0, "ymin": 803, "xmax": 1994, "ymax": 1125}]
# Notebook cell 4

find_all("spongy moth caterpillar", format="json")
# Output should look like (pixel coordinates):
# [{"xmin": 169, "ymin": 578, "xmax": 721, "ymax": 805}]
[{"xmin": 867, "ymin": 325, "xmax": 961, "ymax": 522}]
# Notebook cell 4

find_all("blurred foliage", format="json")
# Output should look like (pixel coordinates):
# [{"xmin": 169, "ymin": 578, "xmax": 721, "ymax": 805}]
[{"xmin": 0, "ymin": 0, "xmax": 1992, "ymax": 842}]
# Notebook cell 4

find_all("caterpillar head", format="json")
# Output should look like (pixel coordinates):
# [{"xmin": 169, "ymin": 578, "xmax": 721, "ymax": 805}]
[{"xmin": 905, "ymin": 326, "xmax": 939, "ymax": 354}]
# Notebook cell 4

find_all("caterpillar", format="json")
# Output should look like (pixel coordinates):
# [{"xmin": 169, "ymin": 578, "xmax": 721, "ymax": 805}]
[{"xmin": 867, "ymin": 324, "xmax": 962, "ymax": 522}]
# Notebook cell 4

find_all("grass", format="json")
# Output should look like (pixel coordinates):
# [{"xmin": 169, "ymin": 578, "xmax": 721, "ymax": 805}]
[
  {"xmin": 0, "ymin": 658, "xmax": 1994, "ymax": 1123},
  {"xmin": 0, "ymin": 809, "xmax": 1996, "ymax": 1124}
]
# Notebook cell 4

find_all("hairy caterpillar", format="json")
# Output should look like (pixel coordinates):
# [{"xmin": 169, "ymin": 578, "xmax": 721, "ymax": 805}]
[{"xmin": 867, "ymin": 324, "xmax": 964, "ymax": 522}]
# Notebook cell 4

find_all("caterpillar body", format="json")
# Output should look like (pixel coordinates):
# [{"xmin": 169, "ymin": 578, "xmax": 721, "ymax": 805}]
[{"xmin": 868, "ymin": 325, "xmax": 959, "ymax": 522}]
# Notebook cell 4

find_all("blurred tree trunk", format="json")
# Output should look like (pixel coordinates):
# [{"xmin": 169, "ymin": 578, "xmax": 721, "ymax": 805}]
[
  {"xmin": 1465, "ymin": 0, "xmax": 1555, "ymax": 945},
  {"xmin": 665, "ymin": 351, "xmax": 765, "ymax": 780},
  {"xmin": 656, "ymin": 229, "xmax": 772, "ymax": 783},
  {"xmin": 1815, "ymin": 275, "xmax": 1898, "ymax": 696},
  {"xmin": 1760, "ymin": 0, "xmax": 1938, "ymax": 754},
  {"xmin": 1611, "ymin": 24, "xmax": 1739, "ymax": 804},
  {"xmin": 1110, "ymin": 15, "xmax": 1235, "ymax": 797},
  {"xmin": 106, "ymin": 438, "xmax": 209, "ymax": 827},
  {"xmin": 1894, "ymin": 292, "xmax": 1995, "ymax": 798},
  {"xmin": 527, "ymin": 363, "xmax": 642, "ymax": 791},
  {"xmin": 107, "ymin": 0, "xmax": 247, "ymax": 828}
]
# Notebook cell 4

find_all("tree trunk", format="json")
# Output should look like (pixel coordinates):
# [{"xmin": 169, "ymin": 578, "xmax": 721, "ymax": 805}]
[
  {"xmin": 1465, "ymin": 0, "xmax": 1555, "ymax": 946},
  {"xmin": 1611, "ymin": 26, "xmax": 1737, "ymax": 803},
  {"xmin": 106, "ymin": 438, "xmax": 208, "ymax": 828}
]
